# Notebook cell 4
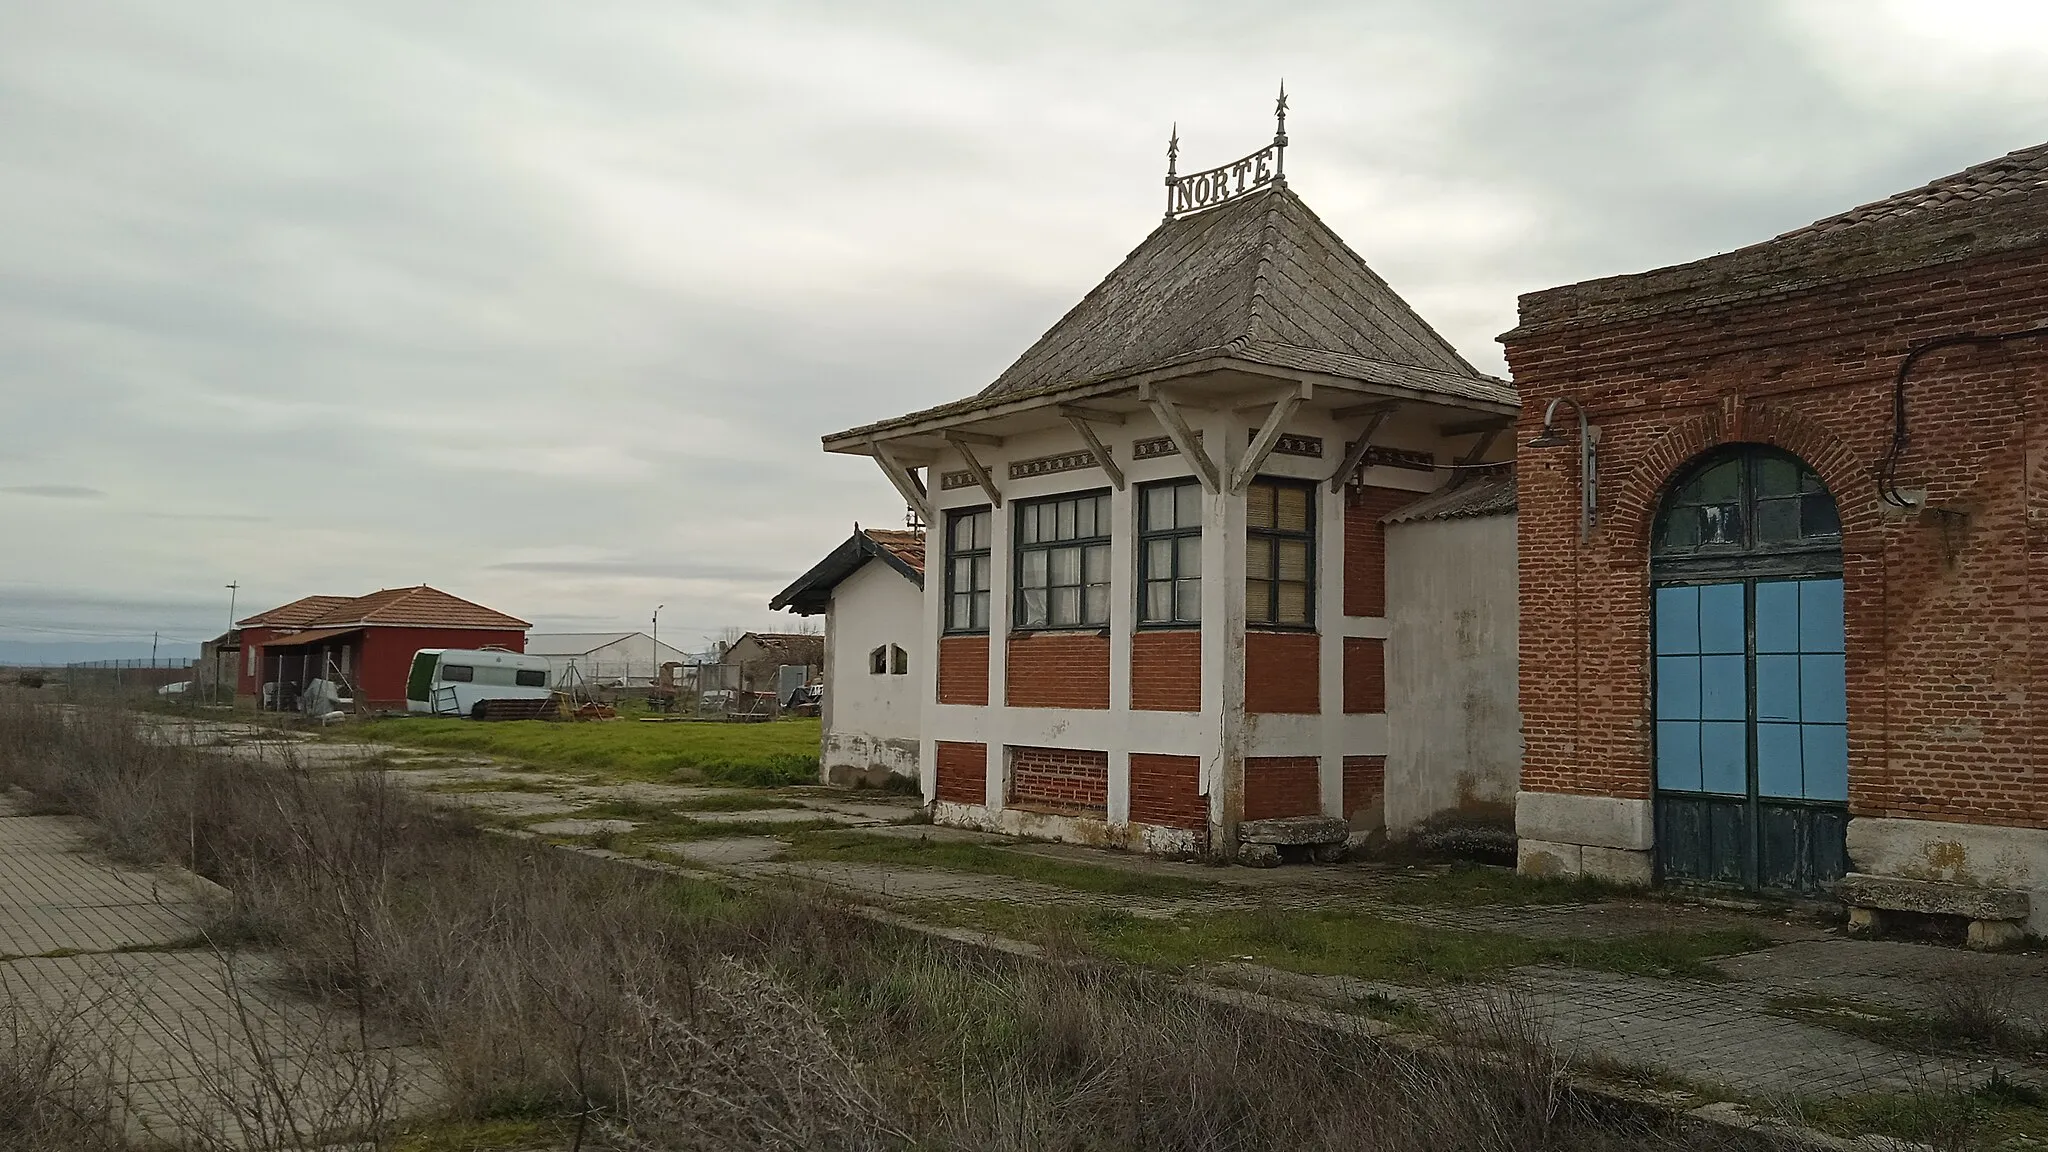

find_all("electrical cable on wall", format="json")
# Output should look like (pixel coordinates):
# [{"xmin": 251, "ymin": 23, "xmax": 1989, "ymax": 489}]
[{"xmin": 1880, "ymin": 323, "xmax": 2048, "ymax": 507}]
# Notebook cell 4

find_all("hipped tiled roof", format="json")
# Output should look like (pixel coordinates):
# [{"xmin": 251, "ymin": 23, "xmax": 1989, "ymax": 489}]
[
  {"xmin": 828, "ymin": 185, "xmax": 1511, "ymax": 442},
  {"xmin": 769, "ymin": 527, "xmax": 926, "ymax": 616},
  {"xmin": 240, "ymin": 587, "xmax": 528, "ymax": 632},
  {"xmin": 238, "ymin": 595, "xmax": 356, "ymax": 628}
]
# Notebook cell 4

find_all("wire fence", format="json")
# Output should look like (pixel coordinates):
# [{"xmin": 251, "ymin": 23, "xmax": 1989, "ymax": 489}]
[{"xmin": 57, "ymin": 658, "xmax": 198, "ymax": 692}]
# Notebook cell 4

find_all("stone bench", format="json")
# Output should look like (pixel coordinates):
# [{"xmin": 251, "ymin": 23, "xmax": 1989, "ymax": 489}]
[
  {"xmin": 1836, "ymin": 872, "xmax": 2030, "ymax": 950},
  {"xmin": 1235, "ymin": 816, "xmax": 1349, "ymax": 867}
]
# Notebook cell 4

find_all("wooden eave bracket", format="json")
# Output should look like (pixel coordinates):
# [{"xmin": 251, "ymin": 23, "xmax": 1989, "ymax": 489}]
[
  {"xmin": 869, "ymin": 439, "xmax": 932, "ymax": 524},
  {"xmin": 1061, "ymin": 414, "xmax": 1125, "ymax": 490},
  {"xmin": 1328, "ymin": 402, "xmax": 1398, "ymax": 493},
  {"xmin": 943, "ymin": 432, "xmax": 1003, "ymax": 507},
  {"xmin": 1138, "ymin": 385, "xmax": 1220, "ymax": 493},
  {"xmin": 1229, "ymin": 382, "xmax": 1310, "ymax": 494}
]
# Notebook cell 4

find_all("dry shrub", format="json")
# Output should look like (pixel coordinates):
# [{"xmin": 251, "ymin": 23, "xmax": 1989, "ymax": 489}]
[
  {"xmin": 1929, "ymin": 968, "xmax": 2021, "ymax": 1040},
  {"xmin": 0, "ymin": 999, "xmax": 124, "ymax": 1152}
]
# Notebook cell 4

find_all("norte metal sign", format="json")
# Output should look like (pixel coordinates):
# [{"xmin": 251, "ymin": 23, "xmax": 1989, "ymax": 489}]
[{"xmin": 1164, "ymin": 82, "xmax": 1289, "ymax": 220}]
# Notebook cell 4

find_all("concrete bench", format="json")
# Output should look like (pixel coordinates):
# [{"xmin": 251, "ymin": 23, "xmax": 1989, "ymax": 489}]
[
  {"xmin": 1235, "ymin": 816, "xmax": 1349, "ymax": 867},
  {"xmin": 1836, "ymin": 872, "xmax": 2030, "ymax": 950}
]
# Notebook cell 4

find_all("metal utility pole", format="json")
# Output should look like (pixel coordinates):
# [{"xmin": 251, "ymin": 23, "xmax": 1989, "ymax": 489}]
[
  {"xmin": 223, "ymin": 582, "xmax": 239, "ymax": 704},
  {"xmin": 651, "ymin": 604, "xmax": 664, "ymax": 685}
]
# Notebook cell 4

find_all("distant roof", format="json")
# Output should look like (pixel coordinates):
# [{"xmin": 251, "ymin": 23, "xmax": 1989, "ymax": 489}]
[
  {"xmin": 524, "ymin": 632, "xmax": 640, "ymax": 655},
  {"xmin": 1513, "ymin": 141, "xmax": 2048, "ymax": 337},
  {"xmin": 1384, "ymin": 471, "xmax": 1517, "ymax": 525},
  {"xmin": 769, "ymin": 528, "xmax": 926, "ymax": 616},
  {"xmin": 727, "ymin": 632, "xmax": 825, "ymax": 664},
  {"xmin": 238, "ymin": 595, "xmax": 356, "ymax": 628},
  {"xmin": 240, "ymin": 586, "xmax": 528, "ymax": 632},
  {"xmin": 828, "ymin": 185, "xmax": 1513, "ymax": 444}
]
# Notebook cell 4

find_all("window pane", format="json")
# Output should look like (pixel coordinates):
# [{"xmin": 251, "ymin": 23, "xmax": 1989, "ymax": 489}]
[
  {"xmin": 1757, "ymin": 723, "xmax": 1803, "ymax": 798},
  {"xmin": 1276, "ymin": 540, "xmax": 1310, "ymax": 581},
  {"xmin": 1146, "ymin": 538, "xmax": 1174, "ymax": 579},
  {"xmin": 1075, "ymin": 496, "xmax": 1097, "ymax": 539},
  {"xmin": 1175, "ymin": 482, "xmax": 1202, "ymax": 528},
  {"xmin": 1685, "ymin": 460, "xmax": 1739, "ymax": 504},
  {"xmin": 1799, "ymin": 579, "xmax": 1844, "ymax": 652},
  {"xmin": 1246, "ymin": 537, "xmax": 1273, "ymax": 579},
  {"xmin": 1756, "ymin": 655, "xmax": 1799, "ymax": 722},
  {"xmin": 1051, "ymin": 586, "xmax": 1080, "ymax": 625},
  {"xmin": 1018, "ymin": 589, "xmax": 1048, "ymax": 627},
  {"xmin": 1275, "ymin": 485, "xmax": 1310, "ymax": 532},
  {"xmin": 1755, "ymin": 581, "xmax": 1798, "ymax": 653},
  {"xmin": 953, "ymin": 514, "xmax": 975, "ymax": 552},
  {"xmin": 1754, "ymin": 455, "xmax": 1801, "ymax": 500},
  {"xmin": 1699, "ymin": 654, "xmax": 1745, "ymax": 720},
  {"xmin": 1277, "ymin": 581, "xmax": 1309, "ymax": 625},
  {"xmin": 1698, "ymin": 583, "xmax": 1744, "ymax": 654},
  {"xmin": 950, "ymin": 594, "xmax": 971, "ymax": 630},
  {"xmin": 972, "ymin": 511, "xmax": 989, "ymax": 549},
  {"xmin": 1082, "ymin": 583, "xmax": 1109, "ymax": 624},
  {"xmin": 1174, "ymin": 578, "xmax": 1201, "ymax": 621},
  {"xmin": 971, "ymin": 592, "xmax": 989, "ymax": 630},
  {"xmin": 953, "ymin": 557, "xmax": 974, "ymax": 593},
  {"xmin": 1700, "ymin": 722, "xmax": 1746, "ymax": 794},
  {"xmin": 1654, "ymin": 586, "xmax": 1699, "ymax": 655},
  {"xmin": 1755, "ymin": 498, "xmax": 1800, "ymax": 545},
  {"xmin": 1082, "ymin": 544, "xmax": 1109, "ymax": 585},
  {"xmin": 1800, "ymin": 654, "xmax": 1846, "ymax": 724},
  {"xmin": 1700, "ymin": 502, "xmax": 1743, "ymax": 546},
  {"xmin": 1656, "ymin": 721, "xmax": 1701, "ymax": 791},
  {"xmin": 1802, "ymin": 492, "xmax": 1841, "ymax": 538},
  {"xmin": 1657, "ymin": 508, "xmax": 1702, "ymax": 553},
  {"xmin": 1056, "ymin": 500, "xmax": 1076, "ymax": 540},
  {"xmin": 1019, "ymin": 507, "xmax": 1039, "ymax": 545},
  {"xmin": 1177, "ymin": 535, "xmax": 1201, "ymax": 578},
  {"xmin": 971, "ymin": 555, "xmax": 991, "ymax": 592},
  {"xmin": 1247, "ymin": 485, "xmax": 1275, "ymax": 529},
  {"xmin": 1144, "ymin": 486, "xmax": 1173, "ymax": 530},
  {"xmin": 1801, "ymin": 725, "xmax": 1849, "ymax": 801},
  {"xmin": 1246, "ymin": 579, "xmax": 1273, "ymax": 622},
  {"xmin": 1143, "ymin": 581, "xmax": 1172, "ymax": 621},
  {"xmin": 1655, "ymin": 656, "xmax": 1700, "ymax": 720},
  {"xmin": 1022, "ymin": 549, "xmax": 1049, "ymax": 587},
  {"xmin": 1050, "ymin": 546, "xmax": 1081, "ymax": 586}
]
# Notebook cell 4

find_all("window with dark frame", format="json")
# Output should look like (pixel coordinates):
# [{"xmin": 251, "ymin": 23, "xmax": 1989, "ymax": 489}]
[
  {"xmin": 869, "ymin": 645, "xmax": 888, "ymax": 675},
  {"xmin": 441, "ymin": 664, "xmax": 475, "ymax": 682},
  {"xmin": 945, "ymin": 507, "xmax": 993, "ymax": 633},
  {"xmin": 890, "ymin": 644, "xmax": 908, "ymax": 675},
  {"xmin": 514, "ymin": 669, "xmax": 547, "ymax": 688},
  {"xmin": 1014, "ymin": 490, "xmax": 1111, "ymax": 629},
  {"xmin": 1138, "ymin": 479, "xmax": 1202, "ymax": 625},
  {"xmin": 1245, "ymin": 479, "xmax": 1315, "ymax": 627}
]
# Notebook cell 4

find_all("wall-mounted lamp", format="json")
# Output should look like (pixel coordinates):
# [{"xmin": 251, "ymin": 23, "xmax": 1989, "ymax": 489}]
[{"xmin": 1526, "ymin": 396, "xmax": 1599, "ymax": 541}]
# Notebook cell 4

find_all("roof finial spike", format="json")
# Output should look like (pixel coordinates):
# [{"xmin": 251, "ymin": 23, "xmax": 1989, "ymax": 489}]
[
  {"xmin": 1273, "ymin": 80, "xmax": 1289, "ymax": 186},
  {"xmin": 1164, "ymin": 122, "xmax": 1181, "ymax": 220}
]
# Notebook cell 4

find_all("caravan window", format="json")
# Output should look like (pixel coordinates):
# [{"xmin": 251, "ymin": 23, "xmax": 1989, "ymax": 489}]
[
  {"xmin": 515, "ymin": 669, "xmax": 547, "ymax": 688},
  {"xmin": 441, "ymin": 664, "xmax": 475, "ymax": 682}
]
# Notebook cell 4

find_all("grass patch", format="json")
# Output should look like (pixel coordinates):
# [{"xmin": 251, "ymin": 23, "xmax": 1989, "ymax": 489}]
[
  {"xmin": 1766, "ymin": 993, "xmax": 2048, "ymax": 1061},
  {"xmin": 332, "ymin": 715, "xmax": 822, "ymax": 784},
  {"xmin": 1379, "ymin": 861, "xmax": 1625, "ymax": 907},
  {"xmin": 931, "ymin": 901, "xmax": 1771, "ymax": 985},
  {"xmin": 390, "ymin": 1114, "xmax": 571, "ymax": 1152},
  {"xmin": 1795, "ymin": 1073, "xmax": 2048, "ymax": 1150},
  {"xmin": 782, "ymin": 831, "xmax": 1217, "ymax": 899}
]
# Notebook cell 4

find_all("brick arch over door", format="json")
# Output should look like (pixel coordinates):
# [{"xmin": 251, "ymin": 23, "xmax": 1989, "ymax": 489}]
[
  {"xmin": 1608, "ymin": 405, "xmax": 1888, "ymax": 819},
  {"xmin": 1608, "ymin": 405, "xmax": 1881, "ymax": 556}
]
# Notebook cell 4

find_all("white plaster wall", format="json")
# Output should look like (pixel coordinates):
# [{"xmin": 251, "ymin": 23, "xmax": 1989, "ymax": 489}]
[
  {"xmin": 1384, "ymin": 512, "xmax": 1521, "ymax": 836},
  {"xmin": 822, "ymin": 561, "xmax": 924, "ymax": 780}
]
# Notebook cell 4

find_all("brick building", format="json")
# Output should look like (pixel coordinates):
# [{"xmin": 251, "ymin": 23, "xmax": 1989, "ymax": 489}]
[
  {"xmin": 821, "ymin": 109, "xmax": 1520, "ymax": 857},
  {"xmin": 1506, "ymin": 142, "xmax": 2048, "ymax": 932},
  {"xmin": 237, "ymin": 585, "xmax": 529, "ymax": 710}
]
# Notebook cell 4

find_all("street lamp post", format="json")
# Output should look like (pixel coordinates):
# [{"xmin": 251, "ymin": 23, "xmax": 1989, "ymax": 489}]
[
  {"xmin": 651, "ymin": 604, "xmax": 664, "ymax": 687},
  {"xmin": 221, "ymin": 581, "xmax": 240, "ymax": 705}
]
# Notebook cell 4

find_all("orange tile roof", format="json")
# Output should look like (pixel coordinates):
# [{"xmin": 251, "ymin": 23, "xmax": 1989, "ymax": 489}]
[
  {"xmin": 237, "ymin": 595, "xmax": 356, "ymax": 628},
  {"xmin": 303, "ymin": 585, "xmax": 530, "ymax": 630},
  {"xmin": 862, "ymin": 528, "xmax": 926, "ymax": 575}
]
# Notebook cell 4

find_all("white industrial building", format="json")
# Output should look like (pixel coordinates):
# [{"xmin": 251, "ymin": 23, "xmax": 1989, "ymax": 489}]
[{"xmin": 523, "ymin": 632, "xmax": 692, "ymax": 688}]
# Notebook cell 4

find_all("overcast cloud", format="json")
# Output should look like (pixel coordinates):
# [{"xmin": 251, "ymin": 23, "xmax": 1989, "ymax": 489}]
[{"xmin": 4, "ymin": 0, "xmax": 2046, "ymax": 656}]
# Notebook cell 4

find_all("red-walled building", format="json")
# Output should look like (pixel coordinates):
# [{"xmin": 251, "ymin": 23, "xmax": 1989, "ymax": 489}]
[
  {"xmin": 236, "ymin": 586, "xmax": 529, "ymax": 710},
  {"xmin": 1506, "ymin": 142, "xmax": 2048, "ymax": 943}
]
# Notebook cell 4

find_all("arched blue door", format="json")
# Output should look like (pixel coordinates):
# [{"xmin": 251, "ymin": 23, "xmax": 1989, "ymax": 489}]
[{"xmin": 1652, "ymin": 446, "xmax": 1848, "ymax": 895}]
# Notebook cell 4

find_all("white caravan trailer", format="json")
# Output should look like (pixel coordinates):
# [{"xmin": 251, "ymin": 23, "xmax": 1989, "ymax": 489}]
[{"xmin": 405, "ymin": 648, "xmax": 555, "ymax": 718}]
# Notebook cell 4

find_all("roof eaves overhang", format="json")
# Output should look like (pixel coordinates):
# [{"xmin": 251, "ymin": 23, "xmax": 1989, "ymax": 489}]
[
  {"xmin": 822, "ymin": 353, "xmax": 1518, "ymax": 458},
  {"xmin": 769, "ymin": 532, "xmax": 925, "ymax": 616}
]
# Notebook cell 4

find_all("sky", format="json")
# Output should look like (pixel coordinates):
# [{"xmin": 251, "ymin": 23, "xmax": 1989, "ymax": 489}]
[{"xmin": 4, "ymin": 0, "xmax": 2047, "ymax": 661}]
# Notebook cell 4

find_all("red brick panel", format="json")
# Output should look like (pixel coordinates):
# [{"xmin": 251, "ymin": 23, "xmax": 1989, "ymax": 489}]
[
  {"xmin": 936, "ymin": 635, "xmax": 989, "ymax": 706},
  {"xmin": 1129, "ymin": 753, "xmax": 1206, "ymax": 830},
  {"xmin": 1008, "ymin": 746, "xmax": 1108, "ymax": 814},
  {"xmin": 1342, "ymin": 636, "xmax": 1385, "ymax": 714},
  {"xmin": 1244, "ymin": 756, "xmax": 1321, "ymax": 820},
  {"xmin": 1244, "ymin": 630, "xmax": 1319, "ymax": 714},
  {"xmin": 934, "ymin": 741, "xmax": 986, "ymax": 805},
  {"xmin": 1343, "ymin": 755, "xmax": 1385, "ymax": 825},
  {"xmin": 1006, "ymin": 632, "xmax": 1110, "ymax": 709},
  {"xmin": 1343, "ymin": 486, "xmax": 1413, "ymax": 618},
  {"xmin": 1505, "ymin": 239, "xmax": 2048, "ymax": 828},
  {"xmin": 1131, "ymin": 630, "xmax": 1201, "ymax": 711}
]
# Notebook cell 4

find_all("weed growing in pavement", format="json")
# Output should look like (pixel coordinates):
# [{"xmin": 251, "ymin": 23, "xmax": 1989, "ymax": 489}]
[{"xmin": 781, "ymin": 830, "xmax": 1218, "ymax": 899}]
